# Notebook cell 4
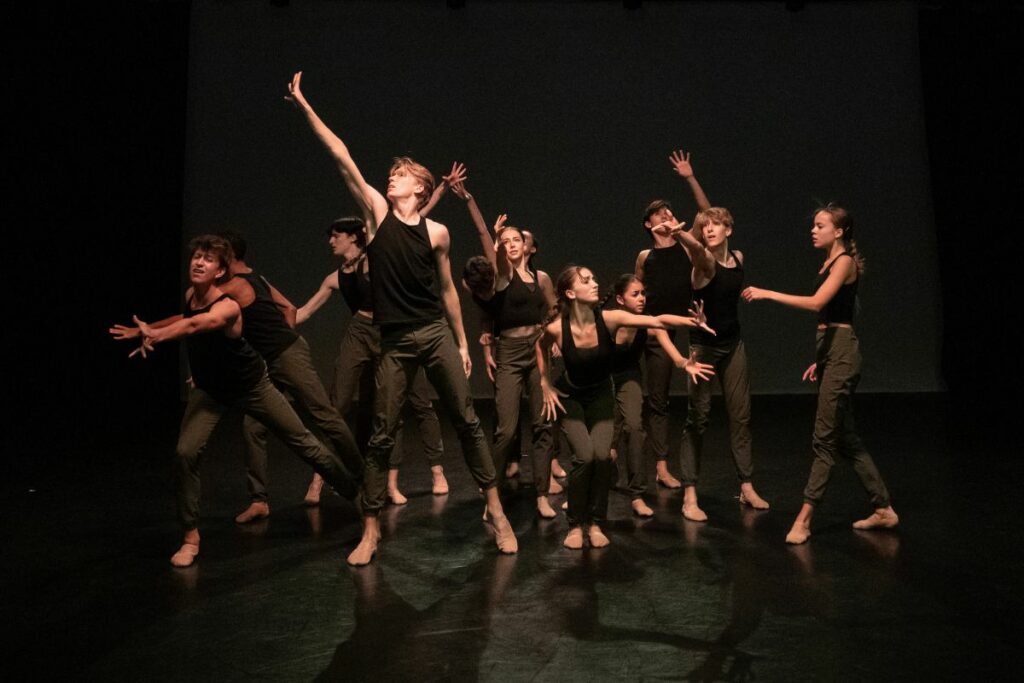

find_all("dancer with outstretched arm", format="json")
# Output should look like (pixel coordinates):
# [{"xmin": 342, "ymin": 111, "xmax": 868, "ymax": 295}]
[
  {"xmin": 287, "ymin": 72, "xmax": 517, "ymax": 565},
  {"xmin": 742, "ymin": 204, "xmax": 898, "ymax": 544},
  {"xmin": 110, "ymin": 235, "xmax": 359, "ymax": 567}
]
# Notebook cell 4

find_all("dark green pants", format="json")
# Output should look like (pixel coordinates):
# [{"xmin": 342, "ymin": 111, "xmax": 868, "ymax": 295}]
[
  {"xmin": 331, "ymin": 314, "xmax": 444, "ymax": 469},
  {"xmin": 643, "ymin": 330, "xmax": 688, "ymax": 462},
  {"xmin": 804, "ymin": 327, "xmax": 890, "ymax": 507},
  {"xmin": 241, "ymin": 336, "xmax": 363, "ymax": 501},
  {"xmin": 492, "ymin": 335, "xmax": 553, "ymax": 494},
  {"xmin": 362, "ymin": 319, "xmax": 496, "ymax": 516},
  {"xmin": 613, "ymin": 370, "xmax": 647, "ymax": 499},
  {"xmin": 562, "ymin": 379, "xmax": 615, "ymax": 527},
  {"xmin": 679, "ymin": 339, "xmax": 754, "ymax": 486},
  {"xmin": 176, "ymin": 373, "xmax": 358, "ymax": 530}
]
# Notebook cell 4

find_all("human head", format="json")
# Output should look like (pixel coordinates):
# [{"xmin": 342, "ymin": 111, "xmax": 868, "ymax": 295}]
[
  {"xmin": 497, "ymin": 225, "xmax": 526, "ymax": 263},
  {"xmin": 613, "ymin": 274, "xmax": 645, "ymax": 314},
  {"xmin": 387, "ymin": 156, "xmax": 435, "ymax": 209},
  {"xmin": 813, "ymin": 203, "xmax": 864, "ymax": 273},
  {"xmin": 216, "ymin": 230, "xmax": 248, "ymax": 262},
  {"xmin": 693, "ymin": 207, "xmax": 734, "ymax": 248},
  {"xmin": 462, "ymin": 255, "xmax": 496, "ymax": 298},
  {"xmin": 328, "ymin": 216, "xmax": 367, "ymax": 255},
  {"xmin": 186, "ymin": 234, "xmax": 234, "ymax": 284},
  {"xmin": 555, "ymin": 265, "xmax": 600, "ymax": 316},
  {"xmin": 642, "ymin": 199, "xmax": 675, "ymax": 238}
]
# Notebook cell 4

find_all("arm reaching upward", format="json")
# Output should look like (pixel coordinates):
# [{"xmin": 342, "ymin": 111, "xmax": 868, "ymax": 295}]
[
  {"xmin": 421, "ymin": 162, "xmax": 466, "ymax": 217},
  {"xmin": 285, "ymin": 71, "xmax": 389, "ymax": 235},
  {"xmin": 670, "ymin": 149, "xmax": 711, "ymax": 214},
  {"xmin": 449, "ymin": 174, "xmax": 498, "ymax": 272}
]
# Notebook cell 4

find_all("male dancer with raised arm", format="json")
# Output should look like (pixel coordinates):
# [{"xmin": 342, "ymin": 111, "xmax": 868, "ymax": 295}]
[{"xmin": 286, "ymin": 72, "xmax": 517, "ymax": 565}]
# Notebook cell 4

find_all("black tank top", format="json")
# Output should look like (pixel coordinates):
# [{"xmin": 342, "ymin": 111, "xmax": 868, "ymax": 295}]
[
  {"xmin": 560, "ymin": 308, "xmax": 615, "ymax": 389},
  {"xmin": 233, "ymin": 272, "xmax": 298, "ymax": 360},
  {"xmin": 612, "ymin": 326, "xmax": 647, "ymax": 376},
  {"xmin": 185, "ymin": 293, "xmax": 265, "ymax": 400},
  {"xmin": 494, "ymin": 269, "xmax": 547, "ymax": 333},
  {"xmin": 691, "ymin": 250, "xmax": 743, "ymax": 346},
  {"xmin": 643, "ymin": 243, "xmax": 693, "ymax": 316},
  {"xmin": 338, "ymin": 255, "xmax": 374, "ymax": 314},
  {"xmin": 366, "ymin": 212, "xmax": 444, "ymax": 328},
  {"xmin": 815, "ymin": 253, "xmax": 858, "ymax": 325}
]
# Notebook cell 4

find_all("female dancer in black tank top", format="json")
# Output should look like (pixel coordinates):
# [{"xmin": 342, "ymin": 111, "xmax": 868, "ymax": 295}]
[
  {"xmin": 447, "ymin": 174, "xmax": 560, "ymax": 518},
  {"xmin": 670, "ymin": 208, "xmax": 771, "ymax": 522},
  {"xmin": 109, "ymin": 235, "xmax": 358, "ymax": 567},
  {"xmin": 539, "ymin": 266, "xmax": 713, "ymax": 549},
  {"xmin": 607, "ymin": 275, "xmax": 715, "ymax": 517},
  {"xmin": 742, "ymin": 204, "xmax": 898, "ymax": 544},
  {"xmin": 295, "ymin": 216, "xmax": 448, "ymax": 504}
]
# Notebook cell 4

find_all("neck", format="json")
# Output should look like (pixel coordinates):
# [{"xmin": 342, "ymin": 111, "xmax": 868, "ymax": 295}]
[
  {"xmin": 229, "ymin": 260, "xmax": 251, "ymax": 275},
  {"xmin": 341, "ymin": 244, "xmax": 362, "ymax": 263},
  {"xmin": 193, "ymin": 281, "xmax": 219, "ymax": 304},
  {"xmin": 828, "ymin": 241, "xmax": 846, "ymax": 260},
  {"xmin": 392, "ymin": 197, "xmax": 421, "ymax": 223},
  {"xmin": 651, "ymin": 233, "xmax": 675, "ymax": 248},
  {"xmin": 569, "ymin": 301, "xmax": 595, "ymax": 328},
  {"xmin": 710, "ymin": 240, "xmax": 729, "ymax": 261}
]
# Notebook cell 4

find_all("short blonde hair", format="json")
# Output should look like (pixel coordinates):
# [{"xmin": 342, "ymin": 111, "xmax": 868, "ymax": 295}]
[
  {"xmin": 693, "ymin": 207, "xmax": 735, "ymax": 233},
  {"xmin": 390, "ymin": 156, "xmax": 435, "ymax": 209}
]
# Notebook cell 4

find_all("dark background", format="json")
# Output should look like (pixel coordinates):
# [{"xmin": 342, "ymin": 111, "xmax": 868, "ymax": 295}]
[{"xmin": 5, "ymin": 1, "xmax": 1021, "ymax": 484}]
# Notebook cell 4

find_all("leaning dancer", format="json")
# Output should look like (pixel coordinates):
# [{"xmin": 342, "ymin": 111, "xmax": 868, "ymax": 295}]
[
  {"xmin": 295, "ymin": 219, "xmax": 449, "ymax": 504},
  {"xmin": 742, "ymin": 204, "xmax": 898, "ymax": 544},
  {"xmin": 634, "ymin": 151, "xmax": 712, "ymax": 488},
  {"xmin": 287, "ymin": 72, "xmax": 517, "ymax": 565},
  {"xmin": 109, "ymin": 235, "xmax": 359, "ymax": 567},
  {"xmin": 539, "ymin": 266, "xmax": 712, "ymax": 549},
  {"xmin": 606, "ymin": 274, "xmax": 715, "ymax": 517},
  {"xmin": 215, "ymin": 231, "xmax": 364, "ymax": 524}
]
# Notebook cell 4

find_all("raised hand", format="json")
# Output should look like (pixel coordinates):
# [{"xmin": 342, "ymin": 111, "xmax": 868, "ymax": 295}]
[
  {"xmin": 493, "ymin": 213, "xmax": 508, "ymax": 235},
  {"xmin": 802, "ymin": 362, "xmax": 818, "ymax": 383},
  {"xmin": 669, "ymin": 149, "xmax": 695, "ymax": 178},
  {"xmin": 284, "ymin": 71, "xmax": 308, "ymax": 108},
  {"xmin": 443, "ymin": 162, "xmax": 467, "ymax": 189},
  {"xmin": 688, "ymin": 300, "xmax": 715, "ymax": 336},
  {"xmin": 678, "ymin": 351, "xmax": 716, "ymax": 383}
]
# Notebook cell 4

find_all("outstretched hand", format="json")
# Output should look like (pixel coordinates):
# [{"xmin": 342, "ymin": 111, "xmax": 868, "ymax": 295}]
[
  {"xmin": 443, "ymin": 162, "xmax": 468, "ymax": 190},
  {"xmin": 802, "ymin": 362, "xmax": 818, "ymax": 383},
  {"xmin": 125, "ymin": 315, "xmax": 157, "ymax": 359},
  {"xmin": 109, "ymin": 323, "xmax": 140, "ymax": 341},
  {"xmin": 679, "ymin": 351, "xmax": 716, "ymax": 383},
  {"xmin": 284, "ymin": 71, "xmax": 307, "ymax": 108},
  {"xmin": 741, "ymin": 286, "xmax": 767, "ymax": 302},
  {"xmin": 688, "ymin": 300, "xmax": 715, "ymax": 336},
  {"xmin": 652, "ymin": 218, "xmax": 685, "ymax": 237},
  {"xmin": 669, "ymin": 149, "xmax": 695, "ymax": 178}
]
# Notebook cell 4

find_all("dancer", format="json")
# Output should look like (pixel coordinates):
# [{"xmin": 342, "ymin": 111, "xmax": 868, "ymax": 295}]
[
  {"xmin": 109, "ymin": 235, "xmax": 359, "ymax": 567},
  {"xmin": 539, "ymin": 266, "xmax": 712, "ymax": 548},
  {"xmin": 607, "ymin": 274, "xmax": 715, "ymax": 517},
  {"xmin": 295, "ymin": 217, "xmax": 449, "ymax": 505},
  {"xmin": 447, "ymin": 175, "xmax": 559, "ymax": 517},
  {"xmin": 210, "ymin": 231, "xmax": 364, "ymax": 523},
  {"xmin": 665, "ymin": 203, "xmax": 771, "ymax": 521},
  {"xmin": 634, "ymin": 150, "xmax": 711, "ymax": 488},
  {"xmin": 287, "ymin": 72, "xmax": 517, "ymax": 565},
  {"xmin": 742, "ymin": 204, "xmax": 898, "ymax": 543}
]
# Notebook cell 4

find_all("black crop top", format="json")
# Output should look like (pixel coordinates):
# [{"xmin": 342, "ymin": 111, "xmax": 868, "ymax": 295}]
[
  {"xmin": 338, "ymin": 255, "xmax": 374, "ymax": 314},
  {"xmin": 232, "ymin": 272, "xmax": 299, "ymax": 360},
  {"xmin": 365, "ymin": 212, "xmax": 444, "ymax": 327},
  {"xmin": 560, "ymin": 307, "xmax": 615, "ymax": 389},
  {"xmin": 815, "ymin": 253, "xmax": 858, "ymax": 325},
  {"xmin": 185, "ymin": 293, "xmax": 265, "ymax": 400},
  {"xmin": 642, "ymin": 243, "xmax": 693, "ymax": 316},
  {"xmin": 691, "ymin": 250, "xmax": 743, "ymax": 346},
  {"xmin": 612, "ymin": 326, "xmax": 647, "ymax": 376},
  {"xmin": 494, "ymin": 269, "xmax": 547, "ymax": 333}
]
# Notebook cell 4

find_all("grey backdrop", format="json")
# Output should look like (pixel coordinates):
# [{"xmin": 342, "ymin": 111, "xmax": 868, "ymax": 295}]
[{"xmin": 183, "ymin": 0, "xmax": 942, "ymax": 396}]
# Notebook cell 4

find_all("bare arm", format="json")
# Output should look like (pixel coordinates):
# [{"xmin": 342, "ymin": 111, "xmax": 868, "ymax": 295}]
[
  {"xmin": 669, "ymin": 149, "xmax": 712, "ymax": 213},
  {"xmin": 450, "ymin": 178, "xmax": 498, "ymax": 271},
  {"xmin": 297, "ymin": 271, "xmax": 339, "ymax": 325},
  {"xmin": 430, "ymin": 221, "xmax": 472, "ymax": 376},
  {"xmin": 285, "ymin": 72, "xmax": 389, "ymax": 234},
  {"xmin": 537, "ymin": 319, "xmax": 566, "ymax": 421},
  {"xmin": 634, "ymin": 249, "xmax": 649, "ymax": 281},
  {"xmin": 136, "ymin": 299, "xmax": 241, "ymax": 350},
  {"xmin": 652, "ymin": 328, "xmax": 716, "ymax": 382},
  {"xmin": 421, "ymin": 162, "xmax": 466, "ymax": 217},
  {"xmin": 742, "ymin": 255, "xmax": 855, "ymax": 312},
  {"xmin": 667, "ymin": 220, "xmax": 716, "ymax": 277}
]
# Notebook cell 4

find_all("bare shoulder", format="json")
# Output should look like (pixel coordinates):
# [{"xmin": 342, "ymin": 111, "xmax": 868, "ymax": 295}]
[
  {"xmin": 635, "ymin": 249, "xmax": 651, "ymax": 273},
  {"xmin": 733, "ymin": 249, "xmax": 744, "ymax": 265},
  {"xmin": 538, "ymin": 270, "xmax": 552, "ymax": 286},
  {"xmin": 425, "ymin": 217, "xmax": 450, "ymax": 250},
  {"xmin": 211, "ymin": 296, "xmax": 241, "ymax": 317}
]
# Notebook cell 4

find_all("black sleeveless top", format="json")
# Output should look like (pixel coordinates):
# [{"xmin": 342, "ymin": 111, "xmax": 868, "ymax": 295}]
[
  {"xmin": 691, "ymin": 250, "xmax": 743, "ymax": 346},
  {"xmin": 815, "ymin": 253, "xmax": 858, "ymax": 325},
  {"xmin": 338, "ymin": 255, "xmax": 374, "ymax": 314},
  {"xmin": 643, "ymin": 243, "xmax": 694, "ymax": 316},
  {"xmin": 612, "ymin": 326, "xmax": 647, "ymax": 377},
  {"xmin": 559, "ymin": 308, "xmax": 615, "ymax": 390},
  {"xmin": 494, "ymin": 269, "xmax": 547, "ymax": 333},
  {"xmin": 233, "ymin": 271, "xmax": 298, "ymax": 360},
  {"xmin": 366, "ymin": 212, "xmax": 444, "ymax": 327},
  {"xmin": 185, "ymin": 293, "xmax": 265, "ymax": 400}
]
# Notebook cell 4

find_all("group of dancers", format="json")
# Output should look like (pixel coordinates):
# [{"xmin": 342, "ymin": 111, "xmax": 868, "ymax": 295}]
[{"xmin": 110, "ymin": 71, "xmax": 899, "ymax": 568}]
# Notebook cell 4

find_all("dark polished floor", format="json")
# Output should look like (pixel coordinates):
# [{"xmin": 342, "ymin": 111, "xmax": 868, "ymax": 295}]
[{"xmin": 4, "ymin": 394, "xmax": 1020, "ymax": 681}]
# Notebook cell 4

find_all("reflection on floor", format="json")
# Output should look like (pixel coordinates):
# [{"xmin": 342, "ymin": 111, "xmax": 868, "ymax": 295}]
[{"xmin": 4, "ymin": 394, "xmax": 1020, "ymax": 680}]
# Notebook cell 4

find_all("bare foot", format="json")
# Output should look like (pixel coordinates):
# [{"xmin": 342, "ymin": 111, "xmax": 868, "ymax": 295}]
[
  {"xmin": 785, "ymin": 521, "xmax": 811, "ymax": 545},
  {"xmin": 681, "ymin": 487, "xmax": 707, "ymax": 522},
  {"xmin": 655, "ymin": 464, "xmax": 682, "ymax": 489},
  {"xmin": 588, "ymin": 525, "xmax": 611, "ymax": 548},
  {"xmin": 505, "ymin": 462, "xmax": 520, "ymax": 479},
  {"xmin": 563, "ymin": 527, "xmax": 584, "ymax": 549},
  {"xmin": 631, "ymin": 498, "xmax": 654, "ymax": 518},
  {"xmin": 234, "ymin": 500, "xmax": 270, "ymax": 524},
  {"xmin": 852, "ymin": 507, "xmax": 899, "ymax": 530},
  {"xmin": 303, "ymin": 474, "xmax": 323, "ymax": 506},
  {"xmin": 739, "ymin": 484, "xmax": 770, "ymax": 510},
  {"xmin": 346, "ymin": 536, "xmax": 379, "ymax": 566},
  {"xmin": 487, "ymin": 514, "xmax": 519, "ymax": 554},
  {"xmin": 548, "ymin": 475, "xmax": 564, "ymax": 495},
  {"xmin": 537, "ymin": 496, "xmax": 557, "ymax": 519},
  {"xmin": 170, "ymin": 530, "xmax": 200, "ymax": 568},
  {"xmin": 551, "ymin": 460, "xmax": 567, "ymax": 478},
  {"xmin": 431, "ymin": 466, "xmax": 449, "ymax": 496},
  {"xmin": 388, "ymin": 489, "xmax": 408, "ymax": 505}
]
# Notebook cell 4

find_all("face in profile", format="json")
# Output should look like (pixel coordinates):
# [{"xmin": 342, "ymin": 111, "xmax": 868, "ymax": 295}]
[{"xmin": 811, "ymin": 211, "xmax": 840, "ymax": 250}]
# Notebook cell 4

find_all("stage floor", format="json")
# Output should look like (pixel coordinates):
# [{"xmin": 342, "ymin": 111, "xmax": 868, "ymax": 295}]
[{"xmin": 4, "ymin": 394, "xmax": 1019, "ymax": 680}]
